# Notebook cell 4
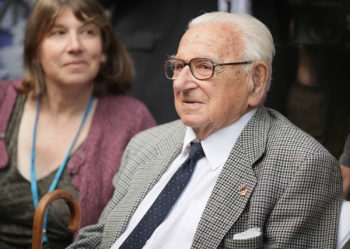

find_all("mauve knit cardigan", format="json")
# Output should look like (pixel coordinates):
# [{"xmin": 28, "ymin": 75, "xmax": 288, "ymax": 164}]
[{"xmin": 0, "ymin": 79, "xmax": 156, "ymax": 229}]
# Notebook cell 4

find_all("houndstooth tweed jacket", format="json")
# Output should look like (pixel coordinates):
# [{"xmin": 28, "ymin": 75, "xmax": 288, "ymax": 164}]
[{"xmin": 67, "ymin": 106, "xmax": 343, "ymax": 249}]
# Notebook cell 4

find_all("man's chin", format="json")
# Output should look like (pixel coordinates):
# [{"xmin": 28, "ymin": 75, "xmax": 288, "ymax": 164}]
[{"xmin": 179, "ymin": 115, "xmax": 202, "ymax": 127}]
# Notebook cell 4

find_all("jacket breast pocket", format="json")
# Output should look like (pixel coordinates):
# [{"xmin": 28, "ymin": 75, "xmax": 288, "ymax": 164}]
[{"xmin": 224, "ymin": 234, "xmax": 263, "ymax": 249}]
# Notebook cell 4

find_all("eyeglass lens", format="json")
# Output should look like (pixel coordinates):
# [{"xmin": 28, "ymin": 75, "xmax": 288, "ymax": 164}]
[{"xmin": 164, "ymin": 58, "xmax": 214, "ymax": 80}]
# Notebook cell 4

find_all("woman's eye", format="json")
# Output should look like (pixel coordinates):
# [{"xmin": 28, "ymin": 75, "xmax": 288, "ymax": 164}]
[
  {"xmin": 82, "ymin": 29, "xmax": 94, "ymax": 35},
  {"xmin": 52, "ymin": 30, "xmax": 65, "ymax": 36},
  {"xmin": 81, "ymin": 24, "xmax": 100, "ymax": 36}
]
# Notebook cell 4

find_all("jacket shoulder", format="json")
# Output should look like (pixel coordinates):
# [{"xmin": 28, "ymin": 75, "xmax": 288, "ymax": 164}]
[
  {"xmin": 132, "ymin": 120, "xmax": 185, "ymax": 146},
  {"xmin": 124, "ymin": 120, "xmax": 184, "ymax": 157},
  {"xmin": 266, "ymin": 108, "xmax": 331, "ymax": 155}
]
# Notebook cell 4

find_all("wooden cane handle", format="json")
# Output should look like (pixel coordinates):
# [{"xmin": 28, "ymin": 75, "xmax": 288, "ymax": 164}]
[{"xmin": 31, "ymin": 189, "xmax": 81, "ymax": 249}]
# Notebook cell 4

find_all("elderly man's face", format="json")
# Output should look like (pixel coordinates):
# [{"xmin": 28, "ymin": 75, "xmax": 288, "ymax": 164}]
[{"xmin": 173, "ymin": 23, "xmax": 265, "ymax": 140}]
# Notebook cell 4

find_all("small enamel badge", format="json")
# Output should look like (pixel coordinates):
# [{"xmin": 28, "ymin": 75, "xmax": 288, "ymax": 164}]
[{"xmin": 238, "ymin": 184, "xmax": 247, "ymax": 196}]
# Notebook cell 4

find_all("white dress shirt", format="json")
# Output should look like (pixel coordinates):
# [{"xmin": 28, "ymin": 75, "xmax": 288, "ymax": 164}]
[{"xmin": 111, "ymin": 109, "xmax": 256, "ymax": 249}]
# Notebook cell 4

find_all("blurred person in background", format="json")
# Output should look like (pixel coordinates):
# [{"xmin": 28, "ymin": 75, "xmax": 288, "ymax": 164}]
[
  {"xmin": 0, "ymin": 0, "xmax": 35, "ymax": 79},
  {"xmin": 0, "ymin": 0, "xmax": 155, "ymax": 248}
]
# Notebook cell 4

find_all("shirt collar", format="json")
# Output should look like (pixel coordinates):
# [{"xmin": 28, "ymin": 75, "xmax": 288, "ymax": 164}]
[{"xmin": 182, "ymin": 109, "xmax": 256, "ymax": 170}]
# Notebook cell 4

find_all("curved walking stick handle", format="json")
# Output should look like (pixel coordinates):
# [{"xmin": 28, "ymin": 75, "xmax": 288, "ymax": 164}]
[{"xmin": 31, "ymin": 189, "xmax": 81, "ymax": 249}]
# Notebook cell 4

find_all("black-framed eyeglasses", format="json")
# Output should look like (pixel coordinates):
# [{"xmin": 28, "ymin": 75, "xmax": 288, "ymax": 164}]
[{"xmin": 163, "ymin": 57, "xmax": 253, "ymax": 80}]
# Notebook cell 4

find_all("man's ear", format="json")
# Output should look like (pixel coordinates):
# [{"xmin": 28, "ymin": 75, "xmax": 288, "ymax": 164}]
[{"xmin": 248, "ymin": 62, "xmax": 269, "ymax": 107}]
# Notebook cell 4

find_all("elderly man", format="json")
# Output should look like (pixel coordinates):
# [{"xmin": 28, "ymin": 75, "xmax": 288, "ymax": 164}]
[{"xmin": 67, "ymin": 12, "xmax": 342, "ymax": 249}]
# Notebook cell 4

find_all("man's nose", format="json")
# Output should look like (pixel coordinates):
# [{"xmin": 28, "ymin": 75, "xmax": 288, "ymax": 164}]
[{"xmin": 173, "ymin": 66, "xmax": 198, "ymax": 91}]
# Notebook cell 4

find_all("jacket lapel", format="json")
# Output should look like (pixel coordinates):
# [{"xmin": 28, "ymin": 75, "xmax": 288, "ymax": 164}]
[
  {"xmin": 108, "ymin": 127, "xmax": 185, "ymax": 242},
  {"xmin": 192, "ymin": 107, "xmax": 270, "ymax": 248}
]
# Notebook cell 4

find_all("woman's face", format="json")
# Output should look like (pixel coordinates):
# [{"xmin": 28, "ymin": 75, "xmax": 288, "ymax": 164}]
[{"xmin": 39, "ymin": 7, "xmax": 106, "ymax": 89}]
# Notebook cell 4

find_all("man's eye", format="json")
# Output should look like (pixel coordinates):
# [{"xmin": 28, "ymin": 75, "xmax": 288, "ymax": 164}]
[
  {"xmin": 196, "ymin": 62, "xmax": 212, "ymax": 70},
  {"xmin": 174, "ymin": 62, "xmax": 184, "ymax": 70}
]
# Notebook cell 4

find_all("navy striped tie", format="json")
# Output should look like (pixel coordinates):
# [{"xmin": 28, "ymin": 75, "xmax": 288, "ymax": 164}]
[{"xmin": 119, "ymin": 142, "xmax": 205, "ymax": 249}]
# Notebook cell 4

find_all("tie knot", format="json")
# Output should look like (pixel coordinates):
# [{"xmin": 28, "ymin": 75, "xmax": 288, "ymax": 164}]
[{"xmin": 189, "ymin": 142, "xmax": 205, "ymax": 162}]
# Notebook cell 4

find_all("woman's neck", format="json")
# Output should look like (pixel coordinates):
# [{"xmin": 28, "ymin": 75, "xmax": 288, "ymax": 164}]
[{"xmin": 38, "ymin": 84, "xmax": 94, "ymax": 119}]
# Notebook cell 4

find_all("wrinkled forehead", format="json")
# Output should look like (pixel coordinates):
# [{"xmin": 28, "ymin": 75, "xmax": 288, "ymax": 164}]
[{"xmin": 177, "ymin": 23, "xmax": 244, "ymax": 61}]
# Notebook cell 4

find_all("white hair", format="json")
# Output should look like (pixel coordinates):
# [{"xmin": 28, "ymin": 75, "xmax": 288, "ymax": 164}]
[{"xmin": 188, "ymin": 12, "xmax": 275, "ymax": 85}]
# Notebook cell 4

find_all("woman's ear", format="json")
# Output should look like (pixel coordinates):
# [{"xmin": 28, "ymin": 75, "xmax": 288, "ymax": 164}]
[{"xmin": 248, "ymin": 61, "xmax": 269, "ymax": 107}]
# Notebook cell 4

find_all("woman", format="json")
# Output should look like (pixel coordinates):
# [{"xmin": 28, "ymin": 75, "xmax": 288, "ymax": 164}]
[{"xmin": 0, "ymin": 0, "xmax": 156, "ymax": 248}]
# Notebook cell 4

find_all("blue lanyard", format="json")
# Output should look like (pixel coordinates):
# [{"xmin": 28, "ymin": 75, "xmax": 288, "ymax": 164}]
[{"xmin": 30, "ymin": 94, "xmax": 94, "ymax": 243}]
